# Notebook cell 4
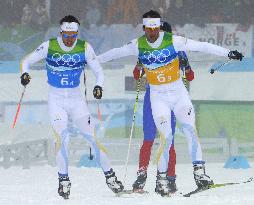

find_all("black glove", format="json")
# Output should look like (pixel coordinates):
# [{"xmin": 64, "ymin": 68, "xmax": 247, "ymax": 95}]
[
  {"xmin": 161, "ymin": 21, "xmax": 172, "ymax": 33},
  {"xmin": 93, "ymin": 85, "xmax": 103, "ymax": 99},
  {"xmin": 179, "ymin": 57, "xmax": 189, "ymax": 67},
  {"xmin": 228, "ymin": 50, "xmax": 244, "ymax": 61},
  {"xmin": 20, "ymin": 72, "xmax": 31, "ymax": 86}
]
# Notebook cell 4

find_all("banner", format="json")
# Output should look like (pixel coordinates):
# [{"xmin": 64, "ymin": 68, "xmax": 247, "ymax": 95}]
[{"xmin": 174, "ymin": 24, "xmax": 253, "ymax": 58}]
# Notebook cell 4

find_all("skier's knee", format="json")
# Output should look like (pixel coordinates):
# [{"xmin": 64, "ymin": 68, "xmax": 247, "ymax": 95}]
[{"xmin": 154, "ymin": 115, "xmax": 171, "ymax": 134}]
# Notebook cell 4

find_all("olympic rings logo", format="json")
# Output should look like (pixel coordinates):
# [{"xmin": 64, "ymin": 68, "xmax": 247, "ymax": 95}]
[
  {"xmin": 143, "ymin": 49, "xmax": 171, "ymax": 63},
  {"xmin": 52, "ymin": 53, "xmax": 81, "ymax": 67}
]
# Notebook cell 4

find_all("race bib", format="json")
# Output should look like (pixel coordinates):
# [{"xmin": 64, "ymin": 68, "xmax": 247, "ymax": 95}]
[{"xmin": 144, "ymin": 58, "xmax": 180, "ymax": 85}]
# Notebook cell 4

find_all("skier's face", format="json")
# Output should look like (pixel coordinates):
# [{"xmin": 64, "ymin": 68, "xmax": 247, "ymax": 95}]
[
  {"xmin": 144, "ymin": 27, "xmax": 160, "ymax": 43},
  {"xmin": 61, "ymin": 31, "xmax": 78, "ymax": 47}
]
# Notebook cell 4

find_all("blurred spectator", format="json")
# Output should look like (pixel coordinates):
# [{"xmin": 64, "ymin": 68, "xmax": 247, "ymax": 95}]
[
  {"xmin": 1, "ymin": 0, "xmax": 26, "ymax": 26},
  {"xmin": 21, "ymin": 4, "xmax": 32, "ymax": 25},
  {"xmin": 30, "ymin": 0, "xmax": 49, "ymax": 30},
  {"xmin": 50, "ymin": 0, "xmax": 74, "ymax": 24},
  {"xmin": 166, "ymin": 0, "xmax": 187, "ymax": 26},
  {"xmin": 151, "ymin": 0, "xmax": 168, "ymax": 16},
  {"xmin": 1, "ymin": 0, "xmax": 254, "ymax": 28},
  {"xmin": 235, "ymin": 0, "xmax": 253, "ymax": 31},
  {"xmin": 206, "ymin": 1, "xmax": 223, "ymax": 23},
  {"xmin": 80, "ymin": 0, "xmax": 104, "ymax": 28},
  {"xmin": 184, "ymin": 0, "xmax": 207, "ymax": 27},
  {"xmin": 36, "ymin": 2, "xmax": 49, "ymax": 26},
  {"xmin": 175, "ymin": 0, "xmax": 183, "ymax": 9},
  {"xmin": 137, "ymin": 0, "xmax": 171, "ymax": 22},
  {"xmin": 105, "ymin": 0, "xmax": 140, "ymax": 26}
]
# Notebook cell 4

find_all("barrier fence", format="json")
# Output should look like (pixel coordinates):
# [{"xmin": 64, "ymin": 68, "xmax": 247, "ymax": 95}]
[{"xmin": 1, "ymin": 136, "xmax": 253, "ymax": 169}]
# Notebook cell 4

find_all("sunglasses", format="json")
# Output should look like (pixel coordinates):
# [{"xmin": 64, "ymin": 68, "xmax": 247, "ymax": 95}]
[
  {"xmin": 62, "ymin": 33, "xmax": 78, "ymax": 39},
  {"xmin": 145, "ymin": 27, "xmax": 160, "ymax": 30}
]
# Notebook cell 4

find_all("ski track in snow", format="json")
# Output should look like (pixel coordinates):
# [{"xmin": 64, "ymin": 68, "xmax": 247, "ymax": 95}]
[{"xmin": 1, "ymin": 163, "xmax": 254, "ymax": 205}]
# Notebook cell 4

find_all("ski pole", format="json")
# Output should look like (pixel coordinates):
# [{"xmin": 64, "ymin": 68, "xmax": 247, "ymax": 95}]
[
  {"xmin": 89, "ymin": 147, "xmax": 93, "ymax": 160},
  {"xmin": 123, "ymin": 70, "xmax": 143, "ymax": 184},
  {"xmin": 210, "ymin": 59, "xmax": 232, "ymax": 74},
  {"xmin": 12, "ymin": 86, "xmax": 26, "ymax": 129},
  {"xmin": 96, "ymin": 99, "xmax": 102, "ymax": 125},
  {"xmin": 83, "ymin": 71, "xmax": 94, "ymax": 157}
]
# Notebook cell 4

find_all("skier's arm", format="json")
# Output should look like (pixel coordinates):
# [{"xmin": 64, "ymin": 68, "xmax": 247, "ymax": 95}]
[
  {"xmin": 85, "ymin": 43, "xmax": 104, "ymax": 87},
  {"xmin": 173, "ymin": 35, "xmax": 230, "ymax": 57},
  {"xmin": 97, "ymin": 39, "xmax": 139, "ymax": 63},
  {"xmin": 20, "ymin": 41, "xmax": 48, "ymax": 86},
  {"xmin": 20, "ymin": 41, "xmax": 49, "ymax": 74}
]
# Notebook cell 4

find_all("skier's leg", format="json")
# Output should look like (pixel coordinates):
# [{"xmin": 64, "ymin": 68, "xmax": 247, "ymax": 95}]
[
  {"xmin": 49, "ymin": 97, "xmax": 71, "ymax": 199},
  {"xmin": 167, "ymin": 111, "xmax": 177, "ymax": 193},
  {"xmin": 139, "ymin": 86, "xmax": 156, "ymax": 171},
  {"xmin": 150, "ymin": 91, "xmax": 173, "ymax": 196},
  {"xmin": 72, "ymin": 99, "xmax": 123, "ymax": 193},
  {"xmin": 173, "ymin": 89, "xmax": 213, "ymax": 188},
  {"xmin": 74, "ymin": 115, "xmax": 112, "ymax": 171},
  {"xmin": 133, "ymin": 86, "xmax": 156, "ymax": 190},
  {"xmin": 152, "ymin": 112, "xmax": 172, "ymax": 173}
]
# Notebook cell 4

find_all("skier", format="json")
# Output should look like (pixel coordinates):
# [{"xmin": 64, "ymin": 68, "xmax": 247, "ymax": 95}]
[
  {"xmin": 19, "ymin": 15, "xmax": 124, "ymax": 199},
  {"xmin": 132, "ymin": 49, "xmax": 194, "ymax": 194},
  {"xmin": 97, "ymin": 10, "xmax": 243, "ymax": 196}
]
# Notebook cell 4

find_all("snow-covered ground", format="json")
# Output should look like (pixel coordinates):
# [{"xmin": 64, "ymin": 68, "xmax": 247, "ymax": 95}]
[{"xmin": 1, "ymin": 163, "xmax": 253, "ymax": 205}]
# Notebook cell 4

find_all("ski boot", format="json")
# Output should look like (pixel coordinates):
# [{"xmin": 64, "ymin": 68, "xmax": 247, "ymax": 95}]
[
  {"xmin": 167, "ymin": 176, "xmax": 177, "ymax": 193},
  {"xmin": 155, "ymin": 171, "xmax": 170, "ymax": 196},
  {"xmin": 58, "ymin": 175, "xmax": 71, "ymax": 199},
  {"xmin": 132, "ymin": 169, "xmax": 147, "ymax": 192},
  {"xmin": 193, "ymin": 164, "xmax": 214, "ymax": 189},
  {"xmin": 105, "ymin": 169, "xmax": 124, "ymax": 193}
]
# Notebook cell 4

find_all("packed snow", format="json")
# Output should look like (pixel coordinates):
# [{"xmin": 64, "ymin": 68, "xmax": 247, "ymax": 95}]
[{"xmin": 1, "ymin": 163, "xmax": 253, "ymax": 205}]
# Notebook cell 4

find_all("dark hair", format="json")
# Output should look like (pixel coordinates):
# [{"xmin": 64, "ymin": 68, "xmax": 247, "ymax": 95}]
[
  {"xmin": 60, "ymin": 15, "xmax": 80, "ymax": 25},
  {"xmin": 142, "ymin": 10, "xmax": 161, "ymax": 18}
]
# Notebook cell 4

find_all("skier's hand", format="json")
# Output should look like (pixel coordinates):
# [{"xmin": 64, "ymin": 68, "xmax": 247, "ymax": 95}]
[
  {"xmin": 228, "ymin": 50, "xmax": 244, "ymax": 61},
  {"xmin": 161, "ymin": 21, "xmax": 172, "ymax": 33},
  {"xmin": 133, "ymin": 62, "xmax": 145, "ymax": 80},
  {"xmin": 185, "ymin": 69, "xmax": 194, "ymax": 81},
  {"xmin": 20, "ymin": 72, "xmax": 31, "ymax": 86},
  {"xmin": 179, "ymin": 57, "xmax": 189, "ymax": 67},
  {"xmin": 93, "ymin": 85, "xmax": 103, "ymax": 99}
]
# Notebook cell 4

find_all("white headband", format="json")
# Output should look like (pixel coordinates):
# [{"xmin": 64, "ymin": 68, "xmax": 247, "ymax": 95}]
[
  {"xmin": 61, "ymin": 22, "xmax": 79, "ymax": 32},
  {"xmin": 143, "ymin": 18, "xmax": 161, "ymax": 28}
]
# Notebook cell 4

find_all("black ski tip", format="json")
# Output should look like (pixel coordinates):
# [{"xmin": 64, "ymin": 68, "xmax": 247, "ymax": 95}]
[{"xmin": 245, "ymin": 177, "xmax": 253, "ymax": 183}]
